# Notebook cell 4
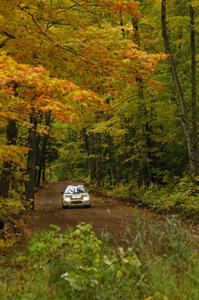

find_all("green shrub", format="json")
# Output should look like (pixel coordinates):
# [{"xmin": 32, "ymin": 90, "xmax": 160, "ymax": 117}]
[
  {"xmin": 0, "ymin": 197, "xmax": 25, "ymax": 218},
  {"xmin": 107, "ymin": 181, "xmax": 139, "ymax": 201},
  {"xmin": 140, "ymin": 176, "xmax": 199, "ymax": 217},
  {"xmin": 0, "ymin": 197, "xmax": 26, "ymax": 250},
  {"xmin": 0, "ymin": 223, "xmax": 142, "ymax": 300},
  {"xmin": 108, "ymin": 176, "xmax": 199, "ymax": 218},
  {"xmin": 1, "ymin": 222, "xmax": 199, "ymax": 300}
]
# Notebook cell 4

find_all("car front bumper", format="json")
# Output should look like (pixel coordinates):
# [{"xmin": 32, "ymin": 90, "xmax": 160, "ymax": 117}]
[{"xmin": 62, "ymin": 199, "xmax": 90, "ymax": 207}]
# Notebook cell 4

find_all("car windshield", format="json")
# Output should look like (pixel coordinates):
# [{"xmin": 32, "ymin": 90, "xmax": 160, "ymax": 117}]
[{"xmin": 64, "ymin": 186, "xmax": 86, "ymax": 194}]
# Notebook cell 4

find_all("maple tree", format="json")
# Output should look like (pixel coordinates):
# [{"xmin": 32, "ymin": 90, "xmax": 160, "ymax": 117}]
[{"xmin": 0, "ymin": 51, "xmax": 101, "ymax": 198}]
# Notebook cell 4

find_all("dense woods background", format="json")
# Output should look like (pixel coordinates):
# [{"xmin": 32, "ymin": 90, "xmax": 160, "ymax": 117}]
[{"xmin": 0, "ymin": 0, "xmax": 198, "ymax": 211}]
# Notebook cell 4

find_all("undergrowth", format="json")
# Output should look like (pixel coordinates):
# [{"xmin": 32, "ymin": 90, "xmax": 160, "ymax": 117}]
[
  {"xmin": 0, "ymin": 196, "xmax": 30, "ymax": 251},
  {"xmin": 107, "ymin": 176, "xmax": 199, "ymax": 220},
  {"xmin": 0, "ymin": 221, "xmax": 199, "ymax": 300}
]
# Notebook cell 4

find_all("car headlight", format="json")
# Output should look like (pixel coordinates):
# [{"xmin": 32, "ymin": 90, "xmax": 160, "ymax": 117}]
[
  {"xmin": 83, "ymin": 196, "xmax": 89, "ymax": 201},
  {"xmin": 64, "ymin": 197, "xmax": 70, "ymax": 201}
]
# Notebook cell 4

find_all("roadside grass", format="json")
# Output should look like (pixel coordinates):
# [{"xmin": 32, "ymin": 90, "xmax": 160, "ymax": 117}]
[{"xmin": 0, "ymin": 219, "xmax": 199, "ymax": 300}]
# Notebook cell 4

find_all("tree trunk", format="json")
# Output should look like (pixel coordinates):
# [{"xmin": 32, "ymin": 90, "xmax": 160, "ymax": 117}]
[
  {"xmin": 132, "ymin": 18, "xmax": 153, "ymax": 185},
  {"xmin": 161, "ymin": 0, "xmax": 198, "ymax": 177},
  {"xmin": 25, "ymin": 108, "xmax": 38, "ymax": 201},
  {"xmin": 0, "ymin": 120, "xmax": 17, "ymax": 198},
  {"xmin": 120, "ymin": 12, "xmax": 125, "ymax": 37},
  {"xmin": 82, "ymin": 129, "xmax": 97, "ymax": 182},
  {"xmin": 190, "ymin": 3, "xmax": 199, "ymax": 176},
  {"xmin": 36, "ymin": 135, "xmax": 46, "ymax": 187},
  {"xmin": 36, "ymin": 112, "xmax": 51, "ymax": 187},
  {"xmin": 82, "ymin": 128, "xmax": 90, "ymax": 175}
]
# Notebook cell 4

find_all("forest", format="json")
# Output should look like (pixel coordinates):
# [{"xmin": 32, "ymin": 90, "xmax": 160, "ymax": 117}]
[{"xmin": 0, "ymin": 1, "xmax": 199, "ymax": 299}]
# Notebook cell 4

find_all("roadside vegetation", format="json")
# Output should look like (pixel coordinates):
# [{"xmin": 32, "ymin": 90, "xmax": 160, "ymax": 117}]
[
  {"xmin": 106, "ymin": 176, "xmax": 199, "ymax": 220},
  {"xmin": 1, "ymin": 222, "xmax": 199, "ymax": 300},
  {"xmin": 0, "ymin": 196, "xmax": 27, "ymax": 250}
]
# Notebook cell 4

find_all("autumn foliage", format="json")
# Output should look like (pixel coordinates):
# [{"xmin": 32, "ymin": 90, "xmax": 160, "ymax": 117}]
[{"xmin": 0, "ymin": 0, "xmax": 197, "ymax": 202}]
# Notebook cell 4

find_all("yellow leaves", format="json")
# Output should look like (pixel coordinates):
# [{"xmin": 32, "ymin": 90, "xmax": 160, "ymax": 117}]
[
  {"xmin": 144, "ymin": 295, "xmax": 169, "ymax": 300},
  {"xmin": 36, "ymin": 127, "xmax": 49, "ymax": 136},
  {"xmin": 0, "ymin": 145, "xmax": 28, "ymax": 168},
  {"xmin": 0, "ymin": 51, "xmax": 47, "ymax": 90},
  {"xmin": 90, "ymin": 116, "xmax": 127, "ymax": 137},
  {"xmin": 0, "ymin": 196, "xmax": 26, "ymax": 252},
  {"xmin": 0, "ymin": 238, "xmax": 15, "ymax": 251}
]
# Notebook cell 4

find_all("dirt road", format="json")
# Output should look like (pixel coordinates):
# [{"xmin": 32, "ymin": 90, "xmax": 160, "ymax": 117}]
[{"xmin": 32, "ymin": 181, "xmax": 166, "ymax": 238}]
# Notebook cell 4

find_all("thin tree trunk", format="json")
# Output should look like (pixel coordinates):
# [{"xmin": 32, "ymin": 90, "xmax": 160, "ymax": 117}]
[
  {"xmin": 190, "ymin": 3, "xmax": 199, "ymax": 175},
  {"xmin": 132, "ymin": 18, "xmax": 153, "ymax": 185},
  {"xmin": 0, "ymin": 120, "xmax": 17, "ymax": 198},
  {"xmin": 161, "ymin": 0, "xmax": 198, "ymax": 177},
  {"xmin": 36, "ymin": 112, "xmax": 51, "ymax": 187},
  {"xmin": 120, "ymin": 12, "xmax": 125, "ymax": 37},
  {"xmin": 82, "ymin": 129, "xmax": 97, "ymax": 182},
  {"xmin": 25, "ymin": 108, "xmax": 38, "ymax": 201},
  {"xmin": 34, "ymin": 133, "xmax": 41, "ymax": 188}
]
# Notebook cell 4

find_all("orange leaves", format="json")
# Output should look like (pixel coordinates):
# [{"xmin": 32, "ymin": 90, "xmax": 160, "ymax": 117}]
[
  {"xmin": 81, "ymin": 0, "xmax": 141, "ymax": 19},
  {"xmin": 114, "ymin": 1, "xmax": 141, "ymax": 19},
  {"xmin": 33, "ymin": 96, "xmax": 76, "ymax": 123},
  {"xmin": 3, "ymin": 86, "xmax": 14, "ymax": 95},
  {"xmin": 55, "ymin": 114, "xmax": 75, "ymax": 123},
  {"xmin": 0, "ymin": 52, "xmax": 47, "ymax": 94},
  {"xmin": 0, "ymin": 52, "xmax": 103, "ymax": 124},
  {"xmin": 122, "ymin": 43, "xmax": 167, "ymax": 75}
]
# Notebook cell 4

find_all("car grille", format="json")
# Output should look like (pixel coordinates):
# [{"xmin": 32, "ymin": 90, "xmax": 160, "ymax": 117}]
[{"xmin": 71, "ymin": 200, "xmax": 83, "ymax": 205}]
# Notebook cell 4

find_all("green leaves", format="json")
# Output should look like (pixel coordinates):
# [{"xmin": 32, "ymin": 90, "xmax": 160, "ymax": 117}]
[{"xmin": 26, "ymin": 223, "xmax": 142, "ymax": 299}]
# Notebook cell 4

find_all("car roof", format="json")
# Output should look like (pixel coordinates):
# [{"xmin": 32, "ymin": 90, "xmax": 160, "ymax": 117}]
[
  {"xmin": 66, "ymin": 184, "xmax": 85, "ymax": 188},
  {"xmin": 64, "ymin": 185, "xmax": 87, "ymax": 191}
]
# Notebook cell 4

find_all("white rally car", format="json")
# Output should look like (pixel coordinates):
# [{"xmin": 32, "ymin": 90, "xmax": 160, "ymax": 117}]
[{"xmin": 62, "ymin": 185, "xmax": 91, "ymax": 208}]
